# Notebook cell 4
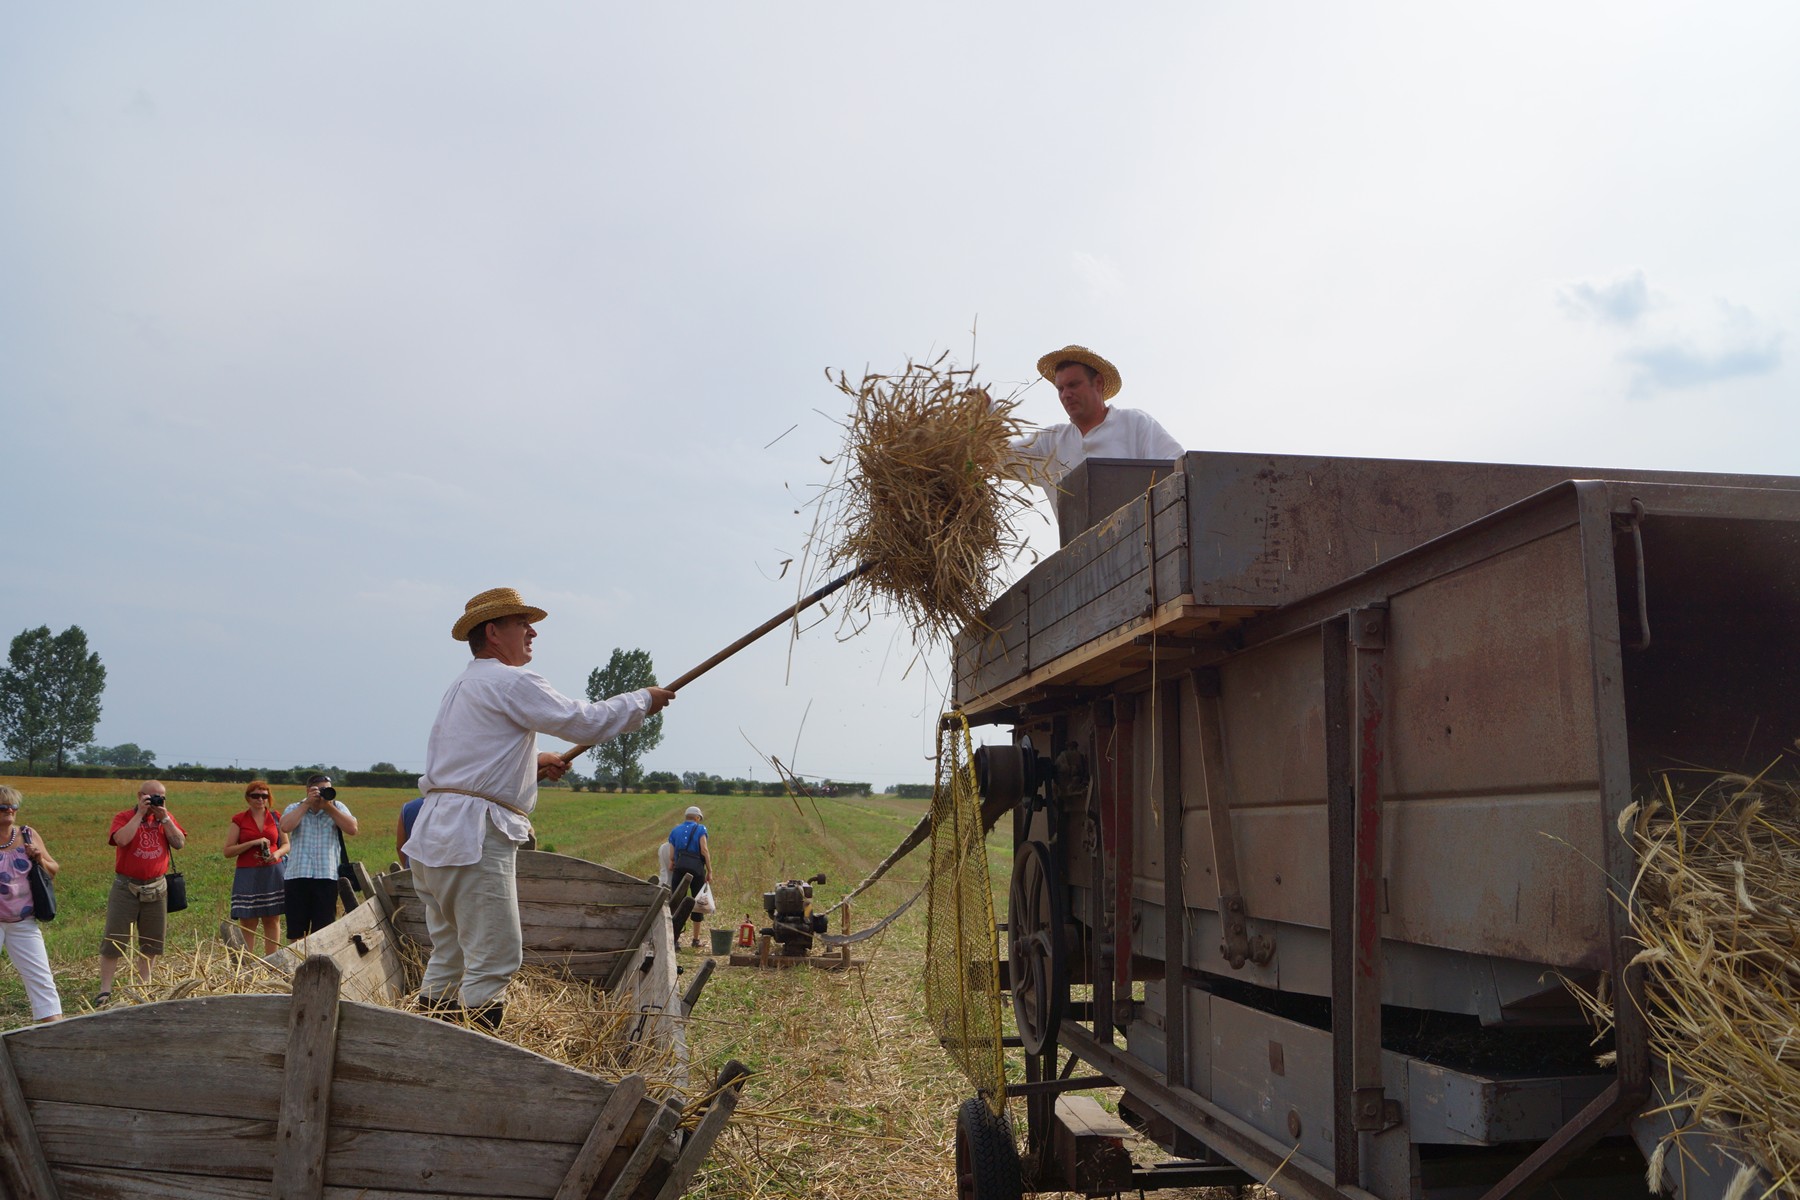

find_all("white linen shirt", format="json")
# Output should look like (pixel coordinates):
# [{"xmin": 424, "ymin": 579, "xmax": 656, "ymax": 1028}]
[
  {"xmin": 1011, "ymin": 406, "xmax": 1184, "ymax": 486},
  {"xmin": 404, "ymin": 657, "xmax": 652, "ymax": 869}
]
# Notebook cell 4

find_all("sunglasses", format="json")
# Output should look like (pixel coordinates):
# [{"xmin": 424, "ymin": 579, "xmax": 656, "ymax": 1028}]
[
  {"xmin": 248, "ymin": 793, "xmax": 271, "ymax": 799},
  {"xmin": 0, "ymin": 804, "xmax": 17, "ymax": 813}
]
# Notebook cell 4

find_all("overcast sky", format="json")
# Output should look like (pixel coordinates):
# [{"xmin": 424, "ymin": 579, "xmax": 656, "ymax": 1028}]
[{"xmin": 3, "ymin": 4, "xmax": 1795, "ymax": 786}]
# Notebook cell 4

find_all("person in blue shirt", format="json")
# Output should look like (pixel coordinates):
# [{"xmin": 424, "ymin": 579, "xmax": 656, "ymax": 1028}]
[
  {"xmin": 667, "ymin": 806, "xmax": 712, "ymax": 948},
  {"xmin": 395, "ymin": 797, "xmax": 424, "ymax": 868}
]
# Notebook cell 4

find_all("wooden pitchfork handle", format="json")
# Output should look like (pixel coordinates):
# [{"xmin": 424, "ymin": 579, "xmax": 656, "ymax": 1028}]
[{"xmin": 556, "ymin": 561, "xmax": 875, "ymax": 765}]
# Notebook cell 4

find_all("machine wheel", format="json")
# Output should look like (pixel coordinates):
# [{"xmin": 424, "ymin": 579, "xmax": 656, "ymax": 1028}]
[
  {"xmin": 1008, "ymin": 840, "xmax": 1068, "ymax": 1056},
  {"xmin": 955, "ymin": 1096, "xmax": 1023, "ymax": 1200}
]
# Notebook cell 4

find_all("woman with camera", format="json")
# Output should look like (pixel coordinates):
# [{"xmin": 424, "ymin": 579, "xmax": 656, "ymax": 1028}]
[
  {"xmin": 279, "ymin": 773, "xmax": 358, "ymax": 942},
  {"xmin": 0, "ymin": 785, "xmax": 63, "ymax": 1022},
  {"xmin": 96, "ymin": 779, "xmax": 187, "ymax": 1005},
  {"xmin": 224, "ymin": 779, "xmax": 289, "ymax": 955}
]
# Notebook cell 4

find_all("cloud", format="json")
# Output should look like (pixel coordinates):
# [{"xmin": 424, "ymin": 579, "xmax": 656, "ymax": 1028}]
[
  {"xmin": 1072, "ymin": 250, "xmax": 1124, "ymax": 298},
  {"xmin": 1558, "ymin": 270, "xmax": 1651, "ymax": 327},
  {"xmin": 1622, "ymin": 304, "xmax": 1783, "ymax": 393},
  {"xmin": 1560, "ymin": 274, "xmax": 1784, "ymax": 397}
]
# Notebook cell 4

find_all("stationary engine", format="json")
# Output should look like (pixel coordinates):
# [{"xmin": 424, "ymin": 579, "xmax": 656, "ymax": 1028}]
[{"xmin": 761, "ymin": 872, "xmax": 830, "ymax": 955}]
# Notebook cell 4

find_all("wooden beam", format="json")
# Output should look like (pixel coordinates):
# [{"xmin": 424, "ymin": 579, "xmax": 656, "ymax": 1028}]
[
  {"xmin": 679, "ymin": 958, "xmax": 716, "ymax": 1017},
  {"xmin": 0, "ymin": 1035, "xmax": 61, "ymax": 1200},
  {"xmin": 650, "ymin": 1062, "xmax": 751, "ymax": 1200},
  {"xmin": 603, "ymin": 887, "xmax": 670, "ymax": 993},
  {"xmin": 597, "ymin": 1100, "xmax": 681, "ymax": 1200},
  {"xmin": 272, "ymin": 956, "xmax": 343, "ymax": 1200},
  {"xmin": 552, "ymin": 1074, "xmax": 646, "ymax": 1200}
]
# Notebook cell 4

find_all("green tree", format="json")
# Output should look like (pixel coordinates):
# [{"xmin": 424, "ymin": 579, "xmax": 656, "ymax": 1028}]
[
  {"xmin": 78, "ymin": 742, "xmax": 157, "ymax": 768},
  {"xmin": 0, "ymin": 625, "xmax": 106, "ymax": 772},
  {"xmin": 370, "ymin": 761, "xmax": 399, "ymax": 773},
  {"xmin": 585, "ymin": 647, "xmax": 664, "ymax": 791}
]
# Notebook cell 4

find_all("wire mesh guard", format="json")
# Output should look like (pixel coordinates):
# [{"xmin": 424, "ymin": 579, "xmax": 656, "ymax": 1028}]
[{"xmin": 923, "ymin": 713, "xmax": 1008, "ymax": 1117}]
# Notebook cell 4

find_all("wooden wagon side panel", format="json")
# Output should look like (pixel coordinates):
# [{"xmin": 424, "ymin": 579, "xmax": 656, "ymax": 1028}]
[
  {"xmin": 271, "ymin": 898, "xmax": 409, "ymax": 1004},
  {"xmin": 377, "ymin": 852, "xmax": 666, "ymax": 986},
  {"xmin": 1, "ymin": 985, "xmax": 684, "ymax": 1200}
]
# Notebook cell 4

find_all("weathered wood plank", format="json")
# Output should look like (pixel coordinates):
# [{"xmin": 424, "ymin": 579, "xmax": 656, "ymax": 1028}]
[
  {"xmin": 597, "ymin": 1101, "xmax": 681, "ymax": 1200},
  {"xmin": 602, "ymin": 886, "xmax": 669, "ymax": 992},
  {"xmin": 274, "ymin": 956, "xmax": 342, "ymax": 1200},
  {"xmin": 7, "ymin": 998, "xmax": 290, "ymax": 1122},
  {"xmin": 649, "ymin": 1062, "xmax": 750, "ymax": 1200},
  {"xmin": 11, "ymin": 999, "xmax": 641, "ymax": 1145},
  {"xmin": 551, "ymin": 1074, "xmax": 646, "ymax": 1200},
  {"xmin": 29, "ymin": 1102, "xmax": 608, "ymax": 1197},
  {"xmin": 52, "ymin": 1165, "xmax": 542, "ymax": 1200},
  {"xmin": 0, "ymin": 1035, "xmax": 62, "ymax": 1200}
]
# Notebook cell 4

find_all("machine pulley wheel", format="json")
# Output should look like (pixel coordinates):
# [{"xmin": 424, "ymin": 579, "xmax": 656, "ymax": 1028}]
[
  {"xmin": 954, "ymin": 1096, "xmax": 1023, "ymax": 1200},
  {"xmin": 1008, "ymin": 840, "xmax": 1068, "ymax": 1057},
  {"xmin": 975, "ymin": 744, "xmax": 1030, "ymax": 810}
]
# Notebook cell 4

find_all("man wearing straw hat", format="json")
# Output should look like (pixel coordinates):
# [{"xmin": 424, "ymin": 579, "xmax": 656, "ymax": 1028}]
[
  {"xmin": 405, "ymin": 587, "xmax": 675, "ymax": 1029},
  {"xmin": 1011, "ymin": 345, "xmax": 1183, "ymax": 486}
]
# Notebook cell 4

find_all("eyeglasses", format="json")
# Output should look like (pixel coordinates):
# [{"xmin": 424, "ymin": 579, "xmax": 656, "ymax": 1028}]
[
  {"xmin": 0, "ymin": 804, "xmax": 17, "ymax": 812},
  {"xmin": 248, "ymin": 793, "xmax": 270, "ymax": 800}
]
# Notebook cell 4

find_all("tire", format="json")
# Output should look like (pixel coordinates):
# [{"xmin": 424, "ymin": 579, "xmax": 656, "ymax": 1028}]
[{"xmin": 955, "ymin": 1096, "xmax": 1023, "ymax": 1200}]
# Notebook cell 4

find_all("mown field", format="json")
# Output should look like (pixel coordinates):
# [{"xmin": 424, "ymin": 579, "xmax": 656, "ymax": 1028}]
[{"xmin": 0, "ymin": 776, "xmax": 1035, "ymax": 1199}]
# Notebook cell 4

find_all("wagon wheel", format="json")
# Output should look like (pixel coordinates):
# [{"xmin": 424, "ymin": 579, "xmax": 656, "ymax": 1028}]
[
  {"xmin": 1008, "ymin": 840, "xmax": 1067, "ymax": 1057},
  {"xmin": 954, "ymin": 1095, "xmax": 1023, "ymax": 1200}
]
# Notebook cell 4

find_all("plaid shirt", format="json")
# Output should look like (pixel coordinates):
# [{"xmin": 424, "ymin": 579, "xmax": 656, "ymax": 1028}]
[{"xmin": 281, "ymin": 802, "xmax": 353, "ymax": 881}]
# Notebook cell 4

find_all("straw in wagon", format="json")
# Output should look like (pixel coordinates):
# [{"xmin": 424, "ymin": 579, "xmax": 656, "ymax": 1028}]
[
  {"xmin": 1571, "ymin": 766, "xmax": 1800, "ymax": 1197},
  {"xmin": 809, "ymin": 353, "xmax": 1047, "ymax": 646}
]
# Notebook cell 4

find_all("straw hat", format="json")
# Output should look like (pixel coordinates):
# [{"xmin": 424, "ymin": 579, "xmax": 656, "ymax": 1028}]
[
  {"xmin": 452, "ymin": 587, "xmax": 549, "ymax": 642},
  {"xmin": 1036, "ymin": 345, "xmax": 1122, "ymax": 400},
  {"xmin": 685, "ymin": 805, "xmax": 704, "ymax": 819}
]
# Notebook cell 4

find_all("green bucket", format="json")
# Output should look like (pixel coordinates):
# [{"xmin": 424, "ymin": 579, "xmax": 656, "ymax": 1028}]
[{"xmin": 710, "ymin": 927, "xmax": 734, "ymax": 956}]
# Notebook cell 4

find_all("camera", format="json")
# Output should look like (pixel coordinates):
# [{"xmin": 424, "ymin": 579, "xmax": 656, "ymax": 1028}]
[
  {"xmin": 147, "ymin": 794, "xmax": 165, "ymax": 807},
  {"xmin": 317, "ymin": 786, "xmax": 337, "ymax": 802}
]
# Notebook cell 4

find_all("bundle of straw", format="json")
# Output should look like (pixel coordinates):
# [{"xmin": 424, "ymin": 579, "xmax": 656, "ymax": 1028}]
[
  {"xmin": 1600, "ymin": 769, "xmax": 1800, "ymax": 1196},
  {"xmin": 812, "ymin": 354, "xmax": 1045, "ymax": 646}
]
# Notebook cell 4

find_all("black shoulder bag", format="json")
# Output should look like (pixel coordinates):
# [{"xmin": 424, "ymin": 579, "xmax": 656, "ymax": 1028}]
[{"xmin": 21, "ymin": 827, "xmax": 56, "ymax": 922}]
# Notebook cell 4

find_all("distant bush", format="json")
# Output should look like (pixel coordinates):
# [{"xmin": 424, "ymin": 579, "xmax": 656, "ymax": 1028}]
[{"xmin": 889, "ymin": 783, "xmax": 933, "ymax": 799}]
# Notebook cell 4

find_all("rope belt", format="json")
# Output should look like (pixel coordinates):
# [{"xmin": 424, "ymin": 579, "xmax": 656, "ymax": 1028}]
[{"xmin": 425, "ymin": 788, "xmax": 533, "ymax": 820}]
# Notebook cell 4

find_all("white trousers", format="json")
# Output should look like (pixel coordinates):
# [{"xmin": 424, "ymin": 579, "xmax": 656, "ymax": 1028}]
[
  {"xmin": 0, "ymin": 917, "xmax": 63, "ymax": 1020},
  {"xmin": 412, "ymin": 820, "xmax": 522, "ymax": 1009}
]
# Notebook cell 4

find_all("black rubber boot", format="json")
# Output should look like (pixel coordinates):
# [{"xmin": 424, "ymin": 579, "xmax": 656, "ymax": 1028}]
[
  {"xmin": 469, "ymin": 1001, "xmax": 504, "ymax": 1032},
  {"xmin": 417, "ymin": 993, "xmax": 460, "ymax": 1021}
]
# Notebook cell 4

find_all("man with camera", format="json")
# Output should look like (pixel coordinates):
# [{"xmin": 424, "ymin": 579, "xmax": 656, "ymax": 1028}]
[
  {"xmin": 279, "ymin": 773, "xmax": 359, "ymax": 941},
  {"xmin": 95, "ymin": 780, "xmax": 188, "ymax": 1005}
]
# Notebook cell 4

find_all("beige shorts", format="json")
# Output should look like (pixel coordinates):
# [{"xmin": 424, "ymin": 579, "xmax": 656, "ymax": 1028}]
[{"xmin": 100, "ymin": 873, "xmax": 168, "ymax": 958}]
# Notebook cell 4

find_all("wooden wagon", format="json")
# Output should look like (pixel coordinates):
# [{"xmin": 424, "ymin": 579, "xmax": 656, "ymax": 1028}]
[{"xmin": 0, "ymin": 956, "xmax": 746, "ymax": 1200}]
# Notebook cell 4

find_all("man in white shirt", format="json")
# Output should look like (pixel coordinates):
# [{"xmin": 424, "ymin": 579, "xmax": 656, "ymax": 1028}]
[
  {"xmin": 405, "ymin": 587, "xmax": 675, "ymax": 1027},
  {"xmin": 1011, "ymin": 344, "xmax": 1184, "ymax": 486}
]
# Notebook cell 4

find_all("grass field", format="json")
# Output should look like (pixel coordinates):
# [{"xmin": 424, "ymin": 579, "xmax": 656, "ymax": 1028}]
[{"xmin": 0, "ymin": 776, "xmax": 1030, "ymax": 1199}]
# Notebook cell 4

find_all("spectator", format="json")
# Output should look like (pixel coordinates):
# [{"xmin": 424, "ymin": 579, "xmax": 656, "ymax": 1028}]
[
  {"xmin": 0, "ymin": 786, "xmax": 63, "ymax": 1022},
  {"xmin": 224, "ymin": 780, "xmax": 288, "ymax": 955},
  {"xmin": 279, "ymin": 773, "xmax": 358, "ymax": 941},
  {"xmin": 97, "ymin": 780, "xmax": 187, "ymax": 1005},
  {"xmin": 395, "ymin": 796, "xmax": 424, "ymax": 868},
  {"xmin": 667, "ymin": 805, "xmax": 712, "ymax": 949}
]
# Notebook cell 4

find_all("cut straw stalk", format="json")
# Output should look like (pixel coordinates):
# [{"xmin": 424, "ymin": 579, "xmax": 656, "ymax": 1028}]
[{"xmin": 1576, "ymin": 769, "xmax": 1800, "ymax": 1196}]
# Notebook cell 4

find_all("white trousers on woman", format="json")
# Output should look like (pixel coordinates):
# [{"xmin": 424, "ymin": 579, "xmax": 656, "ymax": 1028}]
[
  {"xmin": 0, "ymin": 917, "xmax": 63, "ymax": 1020},
  {"xmin": 411, "ymin": 820, "xmax": 522, "ymax": 1009}
]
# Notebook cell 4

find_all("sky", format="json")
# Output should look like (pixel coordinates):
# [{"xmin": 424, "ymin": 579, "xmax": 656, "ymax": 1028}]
[{"xmin": 3, "ymin": 4, "xmax": 1796, "ymax": 786}]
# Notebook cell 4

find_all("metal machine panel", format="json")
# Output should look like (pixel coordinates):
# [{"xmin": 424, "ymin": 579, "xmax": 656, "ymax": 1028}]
[{"xmin": 1384, "ymin": 531, "xmax": 1599, "ymax": 799}]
